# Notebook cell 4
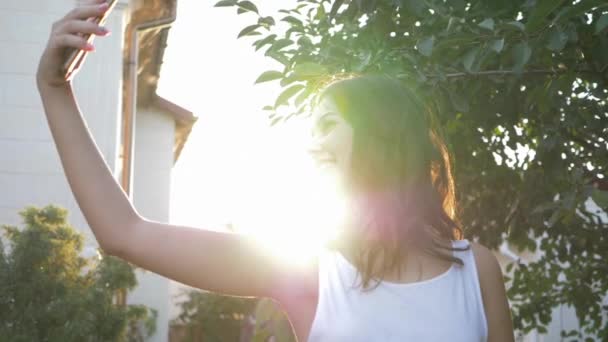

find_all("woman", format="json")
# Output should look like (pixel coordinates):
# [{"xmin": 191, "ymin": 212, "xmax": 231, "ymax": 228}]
[{"xmin": 36, "ymin": 0, "xmax": 515, "ymax": 341}]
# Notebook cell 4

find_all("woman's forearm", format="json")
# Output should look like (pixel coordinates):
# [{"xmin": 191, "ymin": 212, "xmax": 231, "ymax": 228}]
[{"xmin": 37, "ymin": 82, "xmax": 140, "ymax": 252}]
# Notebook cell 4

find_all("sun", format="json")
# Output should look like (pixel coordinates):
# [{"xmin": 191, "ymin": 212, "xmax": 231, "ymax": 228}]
[{"xmin": 229, "ymin": 116, "xmax": 349, "ymax": 266}]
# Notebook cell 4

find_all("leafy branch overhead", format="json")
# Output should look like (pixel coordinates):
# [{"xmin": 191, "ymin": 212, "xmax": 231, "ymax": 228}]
[{"xmin": 216, "ymin": 0, "xmax": 608, "ymax": 339}]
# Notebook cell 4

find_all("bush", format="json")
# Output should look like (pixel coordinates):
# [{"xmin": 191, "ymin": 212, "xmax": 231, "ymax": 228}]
[{"xmin": 0, "ymin": 205, "xmax": 156, "ymax": 342}]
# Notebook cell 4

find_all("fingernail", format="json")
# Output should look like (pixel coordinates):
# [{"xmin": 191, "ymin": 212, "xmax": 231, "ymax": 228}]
[
  {"xmin": 99, "ymin": 3, "xmax": 109, "ymax": 9},
  {"xmin": 85, "ymin": 43, "xmax": 95, "ymax": 51}
]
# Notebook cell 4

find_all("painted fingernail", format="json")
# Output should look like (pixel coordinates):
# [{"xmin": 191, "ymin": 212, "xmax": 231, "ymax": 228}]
[
  {"xmin": 99, "ymin": 3, "xmax": 109, "ymax": 9},
  {"xmin": 85, "ymin": 43, "xmax": 95, "ymax": 51}
]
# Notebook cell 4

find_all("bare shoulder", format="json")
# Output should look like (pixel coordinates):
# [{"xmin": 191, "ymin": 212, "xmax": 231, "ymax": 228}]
[
  {"xmin": 469, "ymin": 241, "xmax": 500, "ymax": 272},
  {"xmin": 469, "ymin": 240, "xmax": 515, "ymax": 342},
  {"xmin": 469, "ymin": 240, "xmax": 503, "ymax": 300}
]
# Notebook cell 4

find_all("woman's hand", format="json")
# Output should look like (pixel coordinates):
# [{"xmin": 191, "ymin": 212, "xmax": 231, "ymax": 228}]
[{"xmin": 36, "ymin": 0, "xmax": 111, "ymax": 89}]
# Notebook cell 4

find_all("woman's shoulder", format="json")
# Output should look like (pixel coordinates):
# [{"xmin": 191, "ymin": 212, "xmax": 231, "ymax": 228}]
[
  {"xmin": 467, "ymin": 240, "xmax": 505, "ymax": 301},
  {"xmin": 468, "ymin": 240, "xmax": 498, "ymax": 267}
]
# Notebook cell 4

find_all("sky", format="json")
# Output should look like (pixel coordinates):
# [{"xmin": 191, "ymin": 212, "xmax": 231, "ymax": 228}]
[{"xmin": 157, "ymin": 0, "xmax": 343, "ymax": 262}]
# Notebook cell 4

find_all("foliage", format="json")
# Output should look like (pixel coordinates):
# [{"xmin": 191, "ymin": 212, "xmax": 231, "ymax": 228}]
[
  {"xmin": 251, "ymin": 298, "xmax": 296, "ymax": 342},
  {"xmin": 171, "ymin": 291, "xmax": 297, "ymax": 342},
  {"xmin": 217, "ymin": 0, "xmax": 608, "ymax": 339},
  {"xmin": 0, "ymin": 205, "xmax": 156, "ymax": 342},
  {"xmin": 171, "ymin": 288, "xmax": 258, "ymax": 341}
]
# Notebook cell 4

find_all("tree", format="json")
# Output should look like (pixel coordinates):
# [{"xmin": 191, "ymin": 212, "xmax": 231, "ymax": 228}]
[
  {"xmin": 0, "ymin": 205, "xmax": 156, "ymax": 341},
  {"xmin": 216, "ymin": 0, "xmax": 608, "ymax": 339},
  {"xmin": 170, "ymin": 291, "xmax": 295, "ymax": 342},
  {"xmin": 171, "ymin": 288, "xmax": 258, "ymax": 341},
  {"xmin": 251, "ymin": 298, "xmax": 297, "ymax": 342}
]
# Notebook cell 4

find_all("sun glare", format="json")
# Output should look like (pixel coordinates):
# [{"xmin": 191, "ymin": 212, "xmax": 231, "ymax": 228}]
[
  {"xmin": 230, "ymin": 117, "xmax": 348, "ymax": 265},
  {"xmin": 160, "ymin": 0, "xmax": 344, "ymax": 266}
]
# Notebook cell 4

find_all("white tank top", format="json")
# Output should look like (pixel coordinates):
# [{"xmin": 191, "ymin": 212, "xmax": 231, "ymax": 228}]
[{"xmin": 307, "ymin": 238, "xmax": 488, "ymax": 341}]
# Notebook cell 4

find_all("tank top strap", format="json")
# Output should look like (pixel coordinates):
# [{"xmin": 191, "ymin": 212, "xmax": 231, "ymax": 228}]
[{"xmin": 317, "ymin": 247, "xmax": 355, "ymax": 291}]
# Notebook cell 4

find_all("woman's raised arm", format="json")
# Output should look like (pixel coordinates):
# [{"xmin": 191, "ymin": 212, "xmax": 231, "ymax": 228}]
[{"xmin": 35, "ymin": 0, "xmax": 317, "ymax": 300}]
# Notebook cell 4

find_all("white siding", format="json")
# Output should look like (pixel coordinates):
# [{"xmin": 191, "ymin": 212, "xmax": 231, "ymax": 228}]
[
  {"xmin": 0, "ymin": 0, "xmax": 128, "ymax": 236},
  {"xmin": 0, "ymin": 1, "xmax": 173, "ymax": 342},
  {"xmin": 127, "ymin": 105, "xmax": 176, "ymax": 342}
]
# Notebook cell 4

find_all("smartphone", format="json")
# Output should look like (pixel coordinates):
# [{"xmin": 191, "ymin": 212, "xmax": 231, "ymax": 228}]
[{"xmin": 62, "ymin": 0, "xmax": 118, "ymax": 81}]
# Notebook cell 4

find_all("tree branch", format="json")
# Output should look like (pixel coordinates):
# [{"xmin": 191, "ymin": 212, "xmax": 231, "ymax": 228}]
[{"xmin": 433, "ymin": 68, "xmax": 599, "ymax": 79}]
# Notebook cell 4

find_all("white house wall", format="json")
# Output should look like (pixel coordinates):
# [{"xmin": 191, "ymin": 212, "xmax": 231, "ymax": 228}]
[
  {"xmin": 0, "ymin": 0, "xmax": 128, "ymax": 241},
  {"xmin": 0, "ymin": 1, "xmax": 175, "ymax": 342},
  {"xmin": 129, "ymin": 105, "xmax": 176, "ymax": 342}
]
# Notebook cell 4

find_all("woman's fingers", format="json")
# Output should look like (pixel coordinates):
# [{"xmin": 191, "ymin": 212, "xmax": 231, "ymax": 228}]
[
  {"xmin": 56, "ymin": 19, "xmax": 109, "ymax": 37},
  {"xmin": 54, "ymin": 34, "xmax": 94, "ymax": 51},
  {"xmin": 37, "ymin": 0, "xmax": 111, "ymax": 87}
]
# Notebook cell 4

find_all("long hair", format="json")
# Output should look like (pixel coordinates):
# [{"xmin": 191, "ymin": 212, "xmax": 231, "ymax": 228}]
[{"xmin": 314, "ymin": 74, "xmax": 470, "ymax": 291}]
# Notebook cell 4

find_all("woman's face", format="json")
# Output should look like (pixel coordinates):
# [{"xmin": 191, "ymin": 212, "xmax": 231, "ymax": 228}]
[{"xmin": 308, "ymin": 96, "xmax": 354, "ymax": 184}]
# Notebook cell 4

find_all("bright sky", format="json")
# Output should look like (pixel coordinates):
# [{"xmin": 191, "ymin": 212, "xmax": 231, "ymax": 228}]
[{"xmin": 157, "ymin": 0, "xmax": 345, "ymax": 263}]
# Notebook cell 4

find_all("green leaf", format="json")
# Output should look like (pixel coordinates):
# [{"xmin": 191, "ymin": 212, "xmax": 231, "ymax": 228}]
[
  {"xmin": 505, "ymin": 20, "xmax": 525, "ymax": 31},
  {"xmin": 546, "ymin": 28, "xmax": 568, "ymax": 51},
  {"xmin": 293, "ymin": 62, "xmax": 328, "ymax": 78},
  {"xmin": 526, "ymin": 0, "xmax": 567, "ymax": 32},
  {"xmin": 354, "ymin": 50, "xmax": 374, "ymax": 72},
  {"xmin": 315, "ymin": 5, "xmax": 327, "ymax": 21},
  {"xmin": 253, "ymin": 34, "xmax": 276, "ymax": 51},
  {"xmin": 254, "ymin": 70, "xmax": 283, "ymax": 84},
  {"xmin": 270, "ymin": 38, "xmax": 294, "ymax": 51},
  {"xmin": 478, "ymin": 18, "xmax": 495, "ymax": 31},
  {"xmin": 237, "ymin": 0, "xmax": 258, "ymax": 14},
  {"xmin": 297, "ymin": 36, "xmax": 312, "ymax": 47},
  {"xmin": 214, "ymin": 0, "xmax": 237, "ymax": 7},
  {"xmin": 491, "ymin": 38, "xmax": 505, "ymax": 53},
  {"xmin": 258, "ymin": 16, "xmax": 275, "ymax": 27},
  {"xmin": 417, "ymin": 36, "xmax": 435, "ymax": 57},
  {"xmin": 512, "ymin": 41, "xmax": 532, "ymax": 72},
  {"xmin": 448, "ymin": 88, "xmax": 469, "ymax": 112},
  {"xmin": 554, "ymin": 0, "xmax": 608, "ymax": 25},
  {"xmin": 262, "ymin": 105, "xmax": 274, "ymax": 111},
  {"xmin": 547, "ymin": 209, "xmax": 561, "ymax": 228},
  {"xmin": 462, "ymin": 47, "xmax": 479, "ymax": 72},
  {"xmin": 595, "ymin": 13, "xmax": 608, "ymax": 34},
  {"xmin": 280, "ymin": 74, "xmax": 298, "ymax": 87},
  {"xmin": 329, "ymin": 0, "xmax": 345, "ymax": 18},
  {"xmin": 237, "ymin": 24, "xmax": 261, "ymax": 38},
  {"xmin": 294, "ymin": 87, "xmax": 311, "ymax": 107},
  {"xmin": 591, "ymin": 189, "xmax": 608, "ymax": 209},
  {"xmin": 560, "ymin": 22, "xmax": 578, "ymax": 44},
  {"xmin": 265, "ymin": 50, "xmax": 289, "ymax": 66},
  {"xmin": 275, "ymin": 84, "xmax": 305, "ymax": 108},
  {"xmin": 282, "ymin": 16, "xmax": 303, "ymax": 26},
  {"xmin": 403, "ymin": 0, "xmax": 426, "ymax": 17}
]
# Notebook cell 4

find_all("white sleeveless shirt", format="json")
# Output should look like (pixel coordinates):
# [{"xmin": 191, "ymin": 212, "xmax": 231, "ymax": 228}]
[{"xmin": 307, "ymin": 238, "xmax": 488, "ymax": 341}]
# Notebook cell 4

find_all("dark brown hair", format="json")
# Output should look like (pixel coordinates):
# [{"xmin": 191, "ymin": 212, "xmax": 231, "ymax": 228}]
[{"xmin": 315, "ymin": 74, "xmax": 470, "ymax": 291}]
